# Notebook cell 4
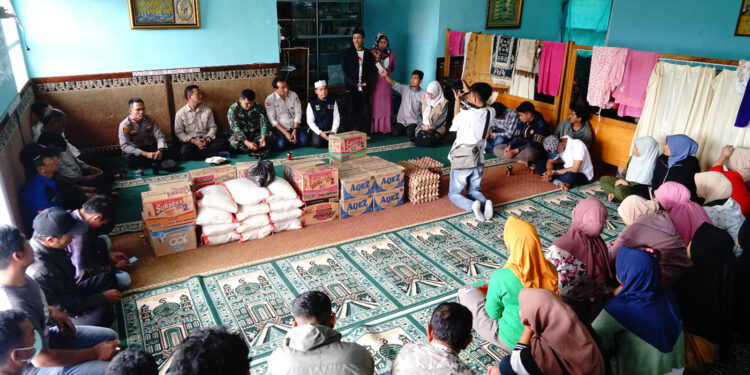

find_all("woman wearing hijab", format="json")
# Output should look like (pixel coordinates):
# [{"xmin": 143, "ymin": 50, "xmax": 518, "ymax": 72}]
[
  {"xmin": 592, "ymin": 246, "xmax": 685, "ymax": 375},
  {"xmin": 370, "ymin": 32, "xmax": 395, "ymax": 134},
  {"xmin": 737, "ymin": 219, "xmax": 750, "ymax": 338},
  {"xmin": 547, "ymin": 198, "xmax": 613, "ymax": 323},
  {"xmin": 675, "ymin": 223, "xmax": 736, "ymax": 373},
  {"xmin": 633, "ymin": 134, "xmax": 701, "ymax": 202},
  {"xmin": 600, "ymin": 136, "xmax": 659, "ymax": 202},
  {"xmin": 609, "ymin": 210, "xmax": 690, "ymax": 286},
  {"xmin": 654, "ymin": 182, "xmax": 713, "ymax": 246},
  {"xmin": 413, "ymin": 81, "xmax": 449, "ymax": 147},
  {"xmin": 457, "ymin": 216, "xmax": 558, "ymax": 352},
  {"xmin": 495, "ymin": 288, "xmax": 605, "ymax": 375},
  {"xmin": 708, "ymin": 145, "xmax": 750, "ymax": 217},
  {"xmin": 617, "ymin": 195, "xmax": 660, "ymax": 226},
  {"xmin": 703, "ymin": 197, "xmax": 744, "ymax": 254}
]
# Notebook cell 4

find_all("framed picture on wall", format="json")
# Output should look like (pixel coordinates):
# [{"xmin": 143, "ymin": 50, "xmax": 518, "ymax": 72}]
[
  {"xmin": 486, "ymin": 0, "xmax": 523, "ymax": 28},
  {"xmin": 128, "ymin": 0, "xmax": 200, "ymax": 29},
  {"xmin": 736, "ymin": 0, "xmax": 750, "ymax": 36}
]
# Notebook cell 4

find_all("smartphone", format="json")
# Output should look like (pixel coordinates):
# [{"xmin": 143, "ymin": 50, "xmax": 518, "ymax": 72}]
[{"xmin": 129, "ymin": 257, "xmax": 138, "ymax": 264}]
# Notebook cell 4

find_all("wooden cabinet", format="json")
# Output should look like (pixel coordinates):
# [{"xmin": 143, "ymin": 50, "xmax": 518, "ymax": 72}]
[{"xmin": 280, "ymin": 47, "xmax": 310, "ymax": 105}]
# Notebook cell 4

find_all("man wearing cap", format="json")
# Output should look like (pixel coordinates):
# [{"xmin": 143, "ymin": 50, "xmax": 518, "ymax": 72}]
[
  {"xmin": 19, "ymin": 143, "xmax": 63, "ymax": 233},
  {"xmin": 306, "ymin": 80, "xmax": 340, "ymax": 148},
  {"xmin": 492, "ymin": 101, "xmax": 549, "ymax": 167},
  {"xmin": 0, "ymin": 225, "xmax": 120, "ymax": 374},
  {"xmin": 265, "ymin": 77, "xmax": 310, "ymax": 149},
  {"xmin": 118, "ymin": 98, "xmax": 176, "ymax": 174},
  {"xmin": 25, "ymin": 207, "xmax": 121, "ymax": 328},
  {"xmin": 228, "ymin": 88, "xmax": 272, "ymax": 157}
]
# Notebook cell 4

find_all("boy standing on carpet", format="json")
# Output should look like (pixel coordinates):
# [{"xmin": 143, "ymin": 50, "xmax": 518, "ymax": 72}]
[{"xmin": 448, "ymin": 82, "xmax": 495, "ymax": 222}]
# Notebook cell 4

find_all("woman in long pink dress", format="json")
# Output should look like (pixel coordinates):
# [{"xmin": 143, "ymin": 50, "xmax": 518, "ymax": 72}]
[{"xmin": 370, "ymin": 32, "xmax": 395, "ymax": 134}]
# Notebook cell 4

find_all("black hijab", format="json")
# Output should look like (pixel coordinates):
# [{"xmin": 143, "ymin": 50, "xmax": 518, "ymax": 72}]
[
  {"xmin": 677, "ymin": 222, "xmax": 736, "ymax": 354},
  {"xmin": 651, "ymin": 154, "xmax": 702, "ymax": 203},
  {"xmin": 737, "ymin": 219, "xmax": 750, "ymax": 338}
]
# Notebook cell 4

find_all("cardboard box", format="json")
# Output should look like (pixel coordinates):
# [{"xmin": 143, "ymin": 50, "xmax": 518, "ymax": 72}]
[
  {"xmin": 145, "ymin": 223, "xmax": 198, "ymax": 256},
  {"xmin": 189, "ymin": 165, "xmax": 236, "ymax": 191},
  {"xmin": 373, "ymin": 188, "xmax": 405, "ymax": 212},
  {"xmin": 149, "ymin": 179, "xmax": 191, "ymax": 191},
  {"xmin": 143, "ymin": 211, "xmax": 196, "ymax": 231},
  {"xmin": 329, "ymin": 131, "xmax": 367, "ymax": 161},
  {"xmin": 339, "ymin": 168, "xmax": 375, "ymax": 200},
  {"xmin": 371, "ymin": 164, "xmax": 405, "ymax": 193},
  {"xmin": 141, "ymin": 183, "xmax": 195, "ymax": 220},
  {"xmin": 235, "ymin": 161, "xmax": 258, "ymax": 178},
  {"xmin": 286, "ymin": 164, "xmax": 339, "ymax": 202},
  {"xmin": 340, "ymin": 195, "xmax": 373, "ymax": 219},
  {"xmin": 282, "ymin": 159, "xmax": 326, "ymax": 181},
  {"xmin": 300, "ymin": 198, "xmax": 339, "ymax": 225}
]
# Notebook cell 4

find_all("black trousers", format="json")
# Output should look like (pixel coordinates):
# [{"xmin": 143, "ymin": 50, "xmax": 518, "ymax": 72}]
[
  {"xmin": 391, "ymin": 123, "xmax": 417, "ymax": 139},
  {"xmin": 123, "ymin": 144, "xmax": 162, "ymax": 170},
  {"xmin": 345, "ymin": 90, "xmax": 371, "ymax": 134},
  {"xmin": 310, "ymin": 132, "xmax": 329, "ymax": 148},
  {"xmin": 179, "ymin": 137, "xmax": 229, "ymax": 161},
  {"xmin": 70, "ymin": 271, "xmax": 117, "ymax": 327}
]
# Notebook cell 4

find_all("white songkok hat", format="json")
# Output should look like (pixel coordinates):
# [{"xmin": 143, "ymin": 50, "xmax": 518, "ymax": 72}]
[{"xmin": 314, "ymin": 80, "xmax": 327, "ymax": 89}]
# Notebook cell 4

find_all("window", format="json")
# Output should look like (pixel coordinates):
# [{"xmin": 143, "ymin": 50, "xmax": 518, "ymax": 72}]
[
  {"xmin": 564, "ymin": 0, "xmax": 613, "ymax": 47},
  {"xmin": 0, "ymin": 0, "xmax": 27, "ymax": 92}
]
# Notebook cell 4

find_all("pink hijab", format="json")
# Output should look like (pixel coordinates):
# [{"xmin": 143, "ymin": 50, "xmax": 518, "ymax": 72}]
[
  {"xmin": 552, "ymin": 198, "xmax": 613, "ymax": 283},
  {"xmin": 654, "ymin": 181, "xmax": 713, "ymax": 245}
]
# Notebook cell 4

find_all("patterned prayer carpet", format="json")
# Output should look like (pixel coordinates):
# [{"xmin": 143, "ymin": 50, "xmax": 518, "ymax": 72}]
[{"xmin": 114, "ymin": 184, "xmax": 750, "ymax": 374}]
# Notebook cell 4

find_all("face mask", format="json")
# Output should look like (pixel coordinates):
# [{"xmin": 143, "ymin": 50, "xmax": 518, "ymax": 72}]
[{"xmin": 16, "ymin": 330, "xmax": 43, "ymax": 363}]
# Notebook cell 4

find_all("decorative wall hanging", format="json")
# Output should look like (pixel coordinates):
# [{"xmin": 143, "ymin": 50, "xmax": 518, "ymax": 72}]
[
  {"xmin": 486, "ymin": 0, "xmax": 523, "ymax": 28},
  {"xmin": 128, "ymin": 0, "xmax": 200, "ymax": 29},
  {"xmin": 737, "ymin": 0, "xmax": 750, "ymax": 36}
]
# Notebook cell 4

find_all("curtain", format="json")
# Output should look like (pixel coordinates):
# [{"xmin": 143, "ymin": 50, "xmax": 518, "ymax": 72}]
[
  {"xmin": 634, "ymin": 62, "xmax": 746, "ymax": 171},
  {"xmin": 509, "ymin": 71, "xmax": 536, "ymax": 99},
  {"xmin": 564, "ymin": 0, "xmax": 613, "ymax": 46}
]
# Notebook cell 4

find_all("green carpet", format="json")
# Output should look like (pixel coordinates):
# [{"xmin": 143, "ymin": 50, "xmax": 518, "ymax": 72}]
[
  {"xmin": 110, "ymin": 134, "xmax": 508, "ymax": 235},
  {"xmin": 115, "ymin": 185, "xmax": 628, "ymax": 374}
]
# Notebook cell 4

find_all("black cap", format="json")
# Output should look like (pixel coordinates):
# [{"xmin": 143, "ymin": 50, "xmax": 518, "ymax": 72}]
[
  {"xmin": 32, "ymin": 207, "xmax": 89, "ymax": 238},
  {"xmin": 19, "ymin": 143, "xmax": 60, "ymax": 169}
]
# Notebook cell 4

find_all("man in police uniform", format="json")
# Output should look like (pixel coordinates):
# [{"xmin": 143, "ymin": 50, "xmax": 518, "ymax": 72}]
[
  {"xmin": 117, "ymin": 98, "xmax": 174, "ymax": 173},
  {"xmin": 306, "ymin": 80, "xmax": 340, "ymax": 148},
  {"xmin": 265, "ymin": 76, "xmax": 310, "ymax": 150}
]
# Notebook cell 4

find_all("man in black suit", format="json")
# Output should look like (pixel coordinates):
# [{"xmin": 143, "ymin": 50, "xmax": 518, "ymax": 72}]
[{"xmin": 340, "ymin": 28, "xmax": 376, "ymax": 134}]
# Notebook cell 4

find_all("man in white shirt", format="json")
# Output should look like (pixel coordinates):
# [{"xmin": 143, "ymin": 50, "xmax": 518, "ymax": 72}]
[
  {"xmin": 448, "ymin": 82, "xmax": 495, "ymax": 222},
  {"xmin": 541, "ymin": 136, "xmax": 594, "ymax": 191},
  {"xmin": 174, "ymin": 85, "xmax": 229, "ymax": 160},
  {"xmin": 306, "ymin": 80, "xmax": 340, "ymax": 148},
  {"xmin": 265, "ymin": 77, "xmax": 309, "ymax": 149}
]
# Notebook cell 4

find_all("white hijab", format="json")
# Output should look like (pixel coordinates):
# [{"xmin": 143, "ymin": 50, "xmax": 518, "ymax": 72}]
[
  {"xmin": 625, "ymin": 136, "xmax": 659, "ymax": 185},
  {"xmin": 422, "ymin": 81, "xmax": 444, "ymax": 125}
]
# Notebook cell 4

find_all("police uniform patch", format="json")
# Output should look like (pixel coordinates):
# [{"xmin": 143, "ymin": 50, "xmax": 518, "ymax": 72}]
[{"xmin": 122, "ymin": 126, "xmax": 129, "ymax": 133}]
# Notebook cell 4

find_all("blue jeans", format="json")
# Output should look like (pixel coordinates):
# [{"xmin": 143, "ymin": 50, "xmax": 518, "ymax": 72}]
[
  {"xmin": 115, "ymin": 270, "xmax": 131, "ymax": 290},
  {"xmin": 272, "ymin": 128, "xmax": 310, "ymax": 150},
  {"xmin": 485, "ymin": 135, "xmax": 507, "ymax": 153},
  {"xmin": 555, "ymin": 171, "xmax": 590, "ymax": 187},
  {"xmin": 35, "ymin": 325, "xmax": 117, "ymax": 374},
  {"xmin": 449, "ymin": 164, "xmax": 487, "ymax": 212}
]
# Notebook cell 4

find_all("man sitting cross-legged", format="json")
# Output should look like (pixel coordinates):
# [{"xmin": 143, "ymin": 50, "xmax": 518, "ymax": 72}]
[
  {"xmin": 267, "ymin": 290, "xmax": 374, "ymax": 374},
  {"xmin": 306, "ymin": 80, "xmax": 341, "ymax": 148},
  {"xmin": 227, "ymin": 89, "xmax": 272, "ymax": 158}
]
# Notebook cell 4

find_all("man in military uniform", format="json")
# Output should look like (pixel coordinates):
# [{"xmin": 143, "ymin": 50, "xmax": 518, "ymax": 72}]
[
  {"xmin": 227, "ymin": 89, "xmax": 272, "ymax": 158},
  {"xmin": 118, "ymin": 98, "xmax": 174, "ymax": 173}
]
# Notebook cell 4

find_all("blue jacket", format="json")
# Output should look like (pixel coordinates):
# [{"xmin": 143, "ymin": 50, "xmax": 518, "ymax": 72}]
[{"xmin": 20, "ymin": 174, "xmax": 62, "ymax": 230}]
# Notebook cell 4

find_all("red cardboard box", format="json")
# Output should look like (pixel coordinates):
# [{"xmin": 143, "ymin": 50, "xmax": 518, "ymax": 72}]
[
  {"xmin": 189, "ymin": 165, "xmax": 236, "ymax": 191},
  {"xmin": 300, "ymin": 198, "xmax": 339, "ymax": 225},
  {"xmin": 286, "ymin": 164, "xmax": 339, "ymax": 202},
  {"xmin": 329, "ymin": 131, "xmax": 367, "ymax": 161},
  {"xmin": 141, "ymin": 182, "xmax": 195, "ymax": 220}
]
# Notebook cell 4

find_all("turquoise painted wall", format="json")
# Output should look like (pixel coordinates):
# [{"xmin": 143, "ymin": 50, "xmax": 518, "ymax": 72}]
[
  {"xmin": 12, "ymin": 0, "xmax": 280, "ymax": 78},
  {"xmin": 405, "ymin": 0, "xmax": 440, "ymax": 83},
  {"xmin": 0, "ymin": 20, "xmax": 17, "ymax": 116},
  {"xmin": 364, "ymin": 0, "xmax": 410, "ymax": 82},
  {"xmin": 608, "ymin": 0, "xmax": 750, "ymax": 61}
]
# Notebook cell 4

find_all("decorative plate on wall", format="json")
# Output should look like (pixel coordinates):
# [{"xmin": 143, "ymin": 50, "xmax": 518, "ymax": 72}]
[{"xmin": 128, "ymin": 0, "xmax": 200, "ymax": 29}]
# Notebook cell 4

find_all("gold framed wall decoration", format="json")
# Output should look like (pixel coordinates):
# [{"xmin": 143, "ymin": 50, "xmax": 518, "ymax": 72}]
[
  {"xmin": 486, "ymin": 0, "xmax": 523, "ymax": 29},
  {"xmin": 736, "ymin": 0, "xmax": 750, "ymax": 37},
  {"xmin": 128, "ymin": 0, "xmax": 200, "ymax": 29}
]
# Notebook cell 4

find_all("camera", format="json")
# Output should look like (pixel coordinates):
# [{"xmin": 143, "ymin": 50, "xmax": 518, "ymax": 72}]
[{"xmin": 444, "ymin": 78, "xmax": 463, "ymax": 92}]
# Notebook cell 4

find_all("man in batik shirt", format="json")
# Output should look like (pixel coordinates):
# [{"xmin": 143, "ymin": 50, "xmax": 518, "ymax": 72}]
[{"xmin": 227, "ymin": 89, "xmax": 271, "ymax": 157}]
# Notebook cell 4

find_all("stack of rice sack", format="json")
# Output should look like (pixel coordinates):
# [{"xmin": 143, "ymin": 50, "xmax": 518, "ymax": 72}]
[
  {"xmin": 195, "ymin": 184, "xmax": 241, "ymax": 245},
  {"xmin": 398, "ymin": 157, "xmax": 443, "ymax": 204}
]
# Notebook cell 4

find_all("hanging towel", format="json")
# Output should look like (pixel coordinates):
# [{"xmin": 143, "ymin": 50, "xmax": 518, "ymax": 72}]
[
  {"xmin": 515, "ymin": 38, "xmax": 539, "ymax": 73},
  {"xmin": 489, "ymin": 35, "xmax": 517, "ymax": 87},
  {"xmin": 449, "ymin": 31, "xmax": 465, "ymax": 56},
  {"xmin": 736, "ymin": 86, "xmax": 750, "ymax": 128},
  {"xmin": 736, "ymin": 60, "xmax": 750, "ymax": 94},
  {"xmin": 587, "ymin": 47, "xmax": 628, "ymax": 112},
  {"xmin": 462, "ymin": 33, "xmax": 494, "ymax": 85},
  {"xmin": 612, "ymin": 50, "xmax": 659, "ymax": 118},
  {"xmin": 537, "ymin": 41, "xmax": 566, "ymax": 96}
]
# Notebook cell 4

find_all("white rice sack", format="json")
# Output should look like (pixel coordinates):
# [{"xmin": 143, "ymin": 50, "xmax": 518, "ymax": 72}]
[
  {"xmin": 236, "ymin": 203, "xmax": 270, "ymax": 221},
  {"xmin": 273, "ymin": 218, "xmax": 302, "ymax": 232},
  {"xmin": 236, "ymin": 214, "xmax": 271, "ymax": 233},
  {"xmin": 201, "ymin": 222, "xmax": 239, "ymax": 236},
  {"xmin": 239, "ymin": 225, "xmax": 273, "ymax": 242},
  {"xmin": 196, "ymin": 207, "xmax": 234, "ymax": 225},
  {"xmin": 269, "ymin": 198, "xmax": 304, "ymax": 212},
  {"xmin": 202, "ymin": 231, "xmax": 240, "ymax": 246},
  {"xmin": 269, "ymin": 208, "xmax": 303, "ymax": 223},
  {"xmin": 222, "ymin": 178, "xmax": 270, "ymax": 205},
  {"xmin": 197, "ymin": 185, "xmax": 237, "ymax": 213},
  {"xmin": 266, "ymin": 177, "xmax": 299, "ymax": 202}
]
